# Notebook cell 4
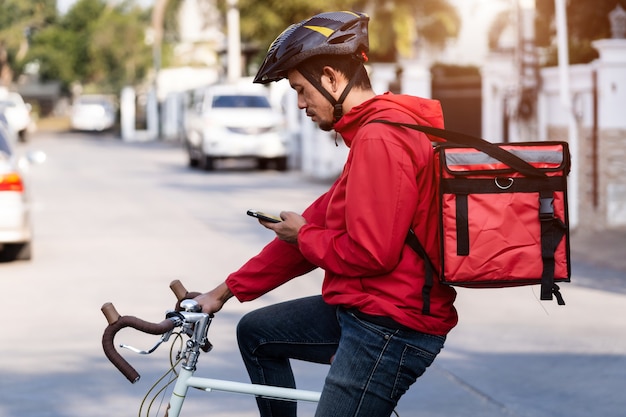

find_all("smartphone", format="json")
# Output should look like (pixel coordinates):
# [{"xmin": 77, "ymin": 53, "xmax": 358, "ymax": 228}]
[{"xmin": 247, "ymin": 210, "xmax": 282, "ymax": 223}]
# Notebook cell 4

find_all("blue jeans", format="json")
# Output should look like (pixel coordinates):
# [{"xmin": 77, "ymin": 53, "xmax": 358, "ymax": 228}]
[{"xmin": 236, "ymin": 295, "xmax": 446, "ymax": 417}]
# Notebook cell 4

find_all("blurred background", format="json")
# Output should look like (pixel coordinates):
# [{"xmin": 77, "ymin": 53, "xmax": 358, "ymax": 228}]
[
  {"xmin": 0, "ymin": 2, "xmax": 625, "ymax": 416},
  {"xmin": 1, "ymin": 0, "xmax": 624, "ymax": 233}
]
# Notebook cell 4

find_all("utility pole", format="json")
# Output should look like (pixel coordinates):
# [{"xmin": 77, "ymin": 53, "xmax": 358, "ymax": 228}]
[
  {"xmin": 227, "ymin": 0, "xmax": 242, "ymax": 83},
  {"xmin": 148, "ymin": 0, "xmax": 169, "ymax": 139},
  {"xmin": 554, "ymin": 0, "xmax": 578, "ymax": 228}
]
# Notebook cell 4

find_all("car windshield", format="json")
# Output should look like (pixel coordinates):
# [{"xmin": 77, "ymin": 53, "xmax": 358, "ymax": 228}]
[
  {"xmin": 212, "ymin": 95, "xmax": 271, "ymax": 109},
  {"xmin": 77, "ymin": 96, "xmax": 112, "ymax": 107}
]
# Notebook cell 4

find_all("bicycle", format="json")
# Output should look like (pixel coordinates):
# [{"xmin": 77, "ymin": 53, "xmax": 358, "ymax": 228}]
[{"xmin": 101, "ymin": 280, "xmax": 321, "ymax": 417}]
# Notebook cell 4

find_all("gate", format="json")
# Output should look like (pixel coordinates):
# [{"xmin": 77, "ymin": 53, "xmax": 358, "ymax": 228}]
[{"xmin": 431, "ymin": 66, "xmax": 482, "ymax": 138}]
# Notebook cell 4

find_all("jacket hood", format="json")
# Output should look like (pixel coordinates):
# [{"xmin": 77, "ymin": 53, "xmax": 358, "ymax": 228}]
[{"xmin": 334, "ymin": 92, "xmax": 444, "ymax": 146}]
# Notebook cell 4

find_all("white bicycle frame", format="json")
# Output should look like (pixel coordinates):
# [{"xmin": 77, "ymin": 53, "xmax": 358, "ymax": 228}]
[
  {"xmin": 108, "ymin": 297, "xmax": 321, "ymax": 417},
  {"xmin": 165, "ymin": 301, "xmax": 321, "ymax": 416},
  {"xmin": 166, "ymin": 367, "xmax": 321, "ymax": 417},
  {"xmin": 102, "ymin": 282, "xmax": 323, "ymax": 417}
]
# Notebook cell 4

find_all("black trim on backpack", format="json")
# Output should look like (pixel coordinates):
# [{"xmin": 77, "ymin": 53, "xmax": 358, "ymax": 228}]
[{"xmin": 405, "ymin": 229, "xmax": 436, "ymax": 315}]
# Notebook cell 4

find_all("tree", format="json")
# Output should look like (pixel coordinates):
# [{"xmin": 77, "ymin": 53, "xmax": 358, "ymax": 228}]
[
  {"xmin": 24, "ymin": 0, "xmax": 152, "ymax": 93},
  {"xmin": 88, "ymin": 5, "xmax": 153, "ymax": 91},
  {"xmin": 0, "ymin": 0, "xmax": 56, "ymax": 84},
  {"xmin": 536, "ymin": 0, "xmax": 626, "ymax": 65},
  {"xmin": 218, "ymin": 0, "xmax": 459, "ymax": 65}
]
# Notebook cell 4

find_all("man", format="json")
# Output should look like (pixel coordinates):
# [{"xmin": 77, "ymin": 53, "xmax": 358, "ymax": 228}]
[{"xmin": 194, "ymin": 11, "xmax": 458, "ymax": 417}]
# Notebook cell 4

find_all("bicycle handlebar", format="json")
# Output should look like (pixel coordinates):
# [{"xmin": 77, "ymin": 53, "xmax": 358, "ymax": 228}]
[{"xmin": 101, "ymin": 280, "xmax": 199, "ymax": 383}]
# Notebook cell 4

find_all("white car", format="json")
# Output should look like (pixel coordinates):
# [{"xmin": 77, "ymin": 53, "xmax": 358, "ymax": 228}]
[
  {"xmin": 0, "ymin": 115, "xmax": 45, "ymax": 261},
  {"xmin": 0, "ymin": 90, "xmax": 33, "ymax": 143},
  {"xmin": 71, "ymin": 94, "xmax": 117, "ymax": 132},
  {"xmin": 183, "ymin": 83, "xmax": 290, "ymax": 171}
]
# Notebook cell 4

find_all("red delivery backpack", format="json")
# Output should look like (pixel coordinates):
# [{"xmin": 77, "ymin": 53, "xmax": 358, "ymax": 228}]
[{"xmin": 371, "ymin": 120, "xmax": 571, "ymax": 314}]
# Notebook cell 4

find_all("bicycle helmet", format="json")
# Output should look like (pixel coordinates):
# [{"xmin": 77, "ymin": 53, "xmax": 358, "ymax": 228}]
[
  {"xmin": 254, "ymin": 11, "xmax": 369, "ymax": 123},
  {"xmin": 253, "ymin": 11, "xmax": 370, "ymax": 85}
]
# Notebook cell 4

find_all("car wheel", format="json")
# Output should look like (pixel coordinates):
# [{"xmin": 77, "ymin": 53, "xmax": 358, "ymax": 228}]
[
  {"xmin": 257, "ymin": 158, "xmax": 269, "ymax": 170},
  {"xmin": 274, "ymin": 157, "xmax": 288, "ymax": 172},
  {"xmin": 184, "ymin": 142, "xmax": 200, "ymax": 168},
  {"xmin": 188, "ymin": 157, "xmax": 199, "ymax": 168},
  {"xmin": 188, "ymin": 152, "xmax": 200, "ymax": 168},
  {"xmin": 0, "ymin": 242, "xmax": 32, "ymax": 262},
  {"xmin": 200, "ymin": 154, "xmax": 215, "ymax": 171}
]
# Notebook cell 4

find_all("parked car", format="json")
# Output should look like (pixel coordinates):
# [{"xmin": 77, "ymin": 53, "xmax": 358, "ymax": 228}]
[
  {"xmin": 0, "ymin": 117, "xmax": 45, "ymax": 261},
  {"xmin": 0, "ymin": 112, "xmax": 18, "ymax": 145},
  {"xmin": 70, "ymin": 94, "xmax": 117, "ymax": 132},
  {"xmin": 0, "ymin": 90, "xmax": 33, "ymax": 143},
  {"xmin": 183, "ymin": 83, "xmax": 290, "ymax": 171}
]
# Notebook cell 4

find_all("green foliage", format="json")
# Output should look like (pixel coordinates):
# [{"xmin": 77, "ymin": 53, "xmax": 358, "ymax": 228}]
[
  {"xmin": 367, "ymin": 0, "xmax": 460, "ymax": 62},
  {"xmin": 2, "ymin": 0, "xmax": 462, "ymax": 93},
  {"xmin": 224, "ymin": 0, "xmax": 357, "ymax": 58},
  {"xmin": 536, "ymin": 0, "xmax": 626, "ymax": 65},
  {"xmin": 25, "ymin": 26, "xmax": 77, "ymax": 83},
  {"xmin": 221, "ymin": 0, "xmax": 459, "ymax": 65},
  {"xmin": 1, "ymin": 0, "xmax": 152, "ymax": 93},
  {"xmin": 87, "ymin": 5, "xmax": 152, "ymax": 92},
  {"xmin": 0, "ymin": 0, "xmax": 56, "ymax": 70}
]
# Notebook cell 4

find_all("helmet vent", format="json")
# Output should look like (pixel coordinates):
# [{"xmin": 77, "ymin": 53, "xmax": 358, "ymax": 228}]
[{"xmin": 329, "ymin": 34, "xmax": 356, "ymax": 45}]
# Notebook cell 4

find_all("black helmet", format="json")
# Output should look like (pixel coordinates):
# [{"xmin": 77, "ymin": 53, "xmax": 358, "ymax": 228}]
[{"xmin": 254, "ymin": 11, "xmax": 369, "ymax": 84}]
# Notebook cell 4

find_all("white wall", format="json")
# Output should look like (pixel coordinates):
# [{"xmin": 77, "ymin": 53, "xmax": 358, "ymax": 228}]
[{"xmin": 482, "ymin": 38, "xmax": 626, "ymax": 229}]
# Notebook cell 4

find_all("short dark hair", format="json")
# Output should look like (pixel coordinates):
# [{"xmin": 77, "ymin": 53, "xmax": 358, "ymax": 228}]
[{"xmin": 296, "ymin": 54, "xmax": 371, "ymax": 90}]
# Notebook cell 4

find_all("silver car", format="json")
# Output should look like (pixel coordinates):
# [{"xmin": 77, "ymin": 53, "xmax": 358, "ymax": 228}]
[
  {"xmin": 183, "ymin": 83, "xmax": 290, "ymax": 171},
  {"xmin": 0, "ymin": 114, "xmax": 45, "ymax": 261}
]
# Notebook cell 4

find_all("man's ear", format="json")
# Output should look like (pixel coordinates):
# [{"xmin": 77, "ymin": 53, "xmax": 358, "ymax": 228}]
[{"xmin": 321, "ymin": 66, "xmax": 342, "ymax": 93}]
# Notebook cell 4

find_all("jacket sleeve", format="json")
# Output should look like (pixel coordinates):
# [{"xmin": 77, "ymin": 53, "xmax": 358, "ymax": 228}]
[
  {"xmin": 298, "ymin": 126, "xmax": 427, "ymax": 277},
  {"xmin": 225, "ymin": 189, "xmax": 332, "ymax": 301}
]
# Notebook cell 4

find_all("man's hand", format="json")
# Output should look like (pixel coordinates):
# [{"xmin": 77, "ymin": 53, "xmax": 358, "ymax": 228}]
[
  {"xmin": 194, "ymin": 282, "xmax": 234, "ymax": 314},
  {"xmin": 259, "ymin": 211, "xmax": 307, "ymax": 244}
]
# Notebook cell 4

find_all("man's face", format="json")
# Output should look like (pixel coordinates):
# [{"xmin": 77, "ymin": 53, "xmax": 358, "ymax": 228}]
[{"xmin": 288, "ymin": 69, "xmax": 334, "ymax": 131}]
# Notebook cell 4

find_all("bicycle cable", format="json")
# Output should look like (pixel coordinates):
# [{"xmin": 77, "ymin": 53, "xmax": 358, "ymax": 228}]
[{"xmin": 138, "ymin": 332, "xmax": 184, "ymax": 417}]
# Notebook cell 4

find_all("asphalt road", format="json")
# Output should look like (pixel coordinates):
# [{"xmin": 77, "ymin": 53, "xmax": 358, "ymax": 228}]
[{"xmin": 0, "ymin": 130, "xmax": 624, "ymax": 417}]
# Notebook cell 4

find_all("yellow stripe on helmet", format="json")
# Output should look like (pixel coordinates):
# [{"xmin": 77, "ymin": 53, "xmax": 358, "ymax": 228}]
[{"xmin": 303, "ymin": 25, "xmax": 335, "ymax": 38}]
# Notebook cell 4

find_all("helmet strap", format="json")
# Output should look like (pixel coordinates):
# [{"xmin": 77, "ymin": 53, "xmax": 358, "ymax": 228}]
[{"xmin": 300, "ymin": 70, "xmax": 360, "ymax": 124}]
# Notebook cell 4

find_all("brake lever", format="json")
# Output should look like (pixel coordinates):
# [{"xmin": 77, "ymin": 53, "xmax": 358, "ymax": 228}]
[{"xmin": 120, "ymin": 328, "xmax": 175, "ymax": 355}]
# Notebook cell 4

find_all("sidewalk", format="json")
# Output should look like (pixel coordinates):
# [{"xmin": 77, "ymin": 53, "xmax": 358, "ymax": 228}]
[
  {"xmin": 570, "ymin": 227, "xmax": 626, "ymax": 273},
  {"xmin": 569, "ymin": 227, "xmax": 626, "ymax": 295}
]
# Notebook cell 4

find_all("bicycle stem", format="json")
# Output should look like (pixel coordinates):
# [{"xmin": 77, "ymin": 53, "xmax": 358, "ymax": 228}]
[{"xmin": 175, "ymin": 307, "xmax": 212, "ymax": 370}]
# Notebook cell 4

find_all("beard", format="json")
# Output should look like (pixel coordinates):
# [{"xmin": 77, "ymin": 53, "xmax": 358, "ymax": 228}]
[{"xmin": 318, "ymin": 119, "xmax": 334, "ymax": 131}]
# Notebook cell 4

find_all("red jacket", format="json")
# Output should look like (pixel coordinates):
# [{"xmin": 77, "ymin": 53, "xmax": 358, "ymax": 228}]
[{"xmin": 226, "ymin": 93, "xmax": 458, "ymax": 335}]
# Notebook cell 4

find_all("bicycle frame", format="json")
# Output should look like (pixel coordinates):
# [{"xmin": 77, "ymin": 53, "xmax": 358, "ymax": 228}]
[
  {"xmin": 167, "ymin": 368, "xmax": 320, "ymax": 417},
  {"xmin": 164, "ymin": 302, "xmax": 321, "ymax": 417},
  {"xmin": 101, "ymin": 280, "xmax": 321, "ymax": 417}
]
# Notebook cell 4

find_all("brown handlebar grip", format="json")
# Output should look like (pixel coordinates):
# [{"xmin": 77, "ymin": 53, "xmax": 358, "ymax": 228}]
[
  {"xmin": 170, "ymin": 280, "xmax": 188, "ymax": 301},
  {"xmin": 102, "ymin": 318, "xmax": 141, "ymax": 383},
  {"xmin": 102, "ymin": 316, "xmax": 177, "ymax": 384},
  {"xmin": 101, "ymin": 302, "xmax": 121, "ymax": 325}
]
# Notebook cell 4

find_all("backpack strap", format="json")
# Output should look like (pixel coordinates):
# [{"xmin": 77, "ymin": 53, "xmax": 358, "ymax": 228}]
[
  {"xmin": 370, "ymin": 119, "xmax": 565, "ymax": 306},
  {"xmin": 370, "ymin": 120, "xmax": 547, "ymax": 178},
  {"xmin": 405, "ymin": 229, "xmax": 436, "ymax": 315},
  {"xmin": 538, "ymin": 189, "xmax": 567, "ymax": 305}
]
